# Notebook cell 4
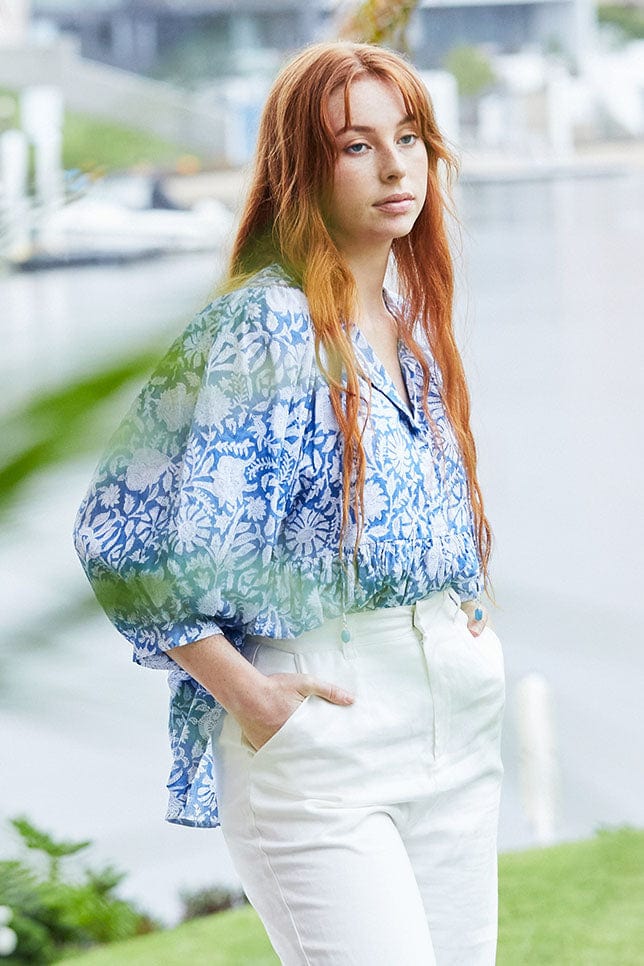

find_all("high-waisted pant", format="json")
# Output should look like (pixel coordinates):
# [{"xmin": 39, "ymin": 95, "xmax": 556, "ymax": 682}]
[{"xmin": 213, "ymin": 589, "xmax": 506, "ymax": 965}]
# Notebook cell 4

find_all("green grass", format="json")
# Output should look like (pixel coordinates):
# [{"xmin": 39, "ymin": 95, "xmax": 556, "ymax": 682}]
[
  {"xmin": 60, "ymin": 826, "xmax": 644, "ymax": 965},
  {"xmin": 61, "ymin": 904, "xmax": 280, "ymax": 965},
  {"xmin": 497, "ymin": 826, "xmax": 644, "ymax": 965},
  {"xmin": 0, "ymin": 86, "xmax": 207, "ymax": 175},
  {"xmin": 61, "ymin": 110, "xmax": 204, "ymax": 174}
]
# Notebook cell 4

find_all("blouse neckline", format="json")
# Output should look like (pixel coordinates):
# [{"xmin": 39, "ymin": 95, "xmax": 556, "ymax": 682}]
[
  {"xmin": 262, "ymin": 262, "xmax": 423, "ymax": 430},
  {"xmin": 351, "ymin": 325, "xmax": 418, "ymax": 427}
]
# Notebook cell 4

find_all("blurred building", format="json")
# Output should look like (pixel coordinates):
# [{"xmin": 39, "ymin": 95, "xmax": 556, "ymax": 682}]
[
  {"xmin": 0, "ymin": 0, "xmax": 32, "ymax": 44},
  {"xmin": 30, "ymin": 1, "xmax": 321, "ymax": 73},
  {"xmin": 30, "ymin": 0, "xmax": 591, "ymax": 75},
  {"xmin": 414, "ymin": 0, "xmax": 592, "ymax": 69}
]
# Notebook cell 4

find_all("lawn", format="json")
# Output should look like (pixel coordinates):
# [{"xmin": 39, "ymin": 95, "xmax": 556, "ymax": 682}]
[
  {"xmin": 61, "ymin": 826, "xmax": 644, "ymax": 965},
  {"xmin": 0, "ymin": 86, "xmax": 206, "ymax": 175},
  {"xmin": 496, "ymin": 825, "xmax": 644, "ymax": 965},
  {"xmin": 62, "ymin": 904, "xmax": 279, "ymax": 966}
]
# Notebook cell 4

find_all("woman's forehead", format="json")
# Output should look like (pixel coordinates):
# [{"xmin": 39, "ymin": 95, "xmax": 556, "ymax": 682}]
[{"xmin": 327, "ymin": 76, "xmax": 411, "ymax": 132}]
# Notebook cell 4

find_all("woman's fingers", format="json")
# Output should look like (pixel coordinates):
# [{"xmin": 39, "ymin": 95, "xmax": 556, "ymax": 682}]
[
  {"xmin": 240, "ymin": 673, "xmax": 354, "ymax": 750},
  {"xmin": 460, "ymin": 600, "xmax": 488, "ymax": 637},
  {"xmin": 312, "ymin": 679, "xmax": 355, "ymax": 705},
  {"xmin": 293, "ymin": 672, "xmax": 353, "ymax": 705}
]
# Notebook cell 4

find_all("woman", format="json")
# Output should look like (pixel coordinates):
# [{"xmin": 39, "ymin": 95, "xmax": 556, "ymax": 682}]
[{"xmin": 74, "ymin": 41, "xmax": 505, "ymax": 966}]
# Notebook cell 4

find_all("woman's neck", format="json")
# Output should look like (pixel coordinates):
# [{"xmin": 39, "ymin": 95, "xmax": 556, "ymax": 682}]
[{"xmin": 341, "ymin": 247, "xmax": 392, "ymax": 333}]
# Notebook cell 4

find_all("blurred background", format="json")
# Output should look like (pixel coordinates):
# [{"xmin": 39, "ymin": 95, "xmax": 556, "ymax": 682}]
[{"xmin": 1, "ymin": 0, "xmax": 643, "ymax": 952}]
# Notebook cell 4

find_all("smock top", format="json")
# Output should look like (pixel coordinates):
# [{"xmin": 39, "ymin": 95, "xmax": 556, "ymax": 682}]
[{"xmin": 73, "ymin": 262, "xmax": 482, "ymax": 828}]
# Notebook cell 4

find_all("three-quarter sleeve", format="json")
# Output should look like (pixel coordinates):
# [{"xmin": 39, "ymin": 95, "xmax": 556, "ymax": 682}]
[{"xmin": 73, "ymin": 282, "xmax": 314, "ymax": 670}]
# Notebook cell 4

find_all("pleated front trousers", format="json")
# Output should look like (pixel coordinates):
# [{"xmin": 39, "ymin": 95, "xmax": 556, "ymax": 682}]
[{"xmin": 213, "ymin": 589, "xmax": 506, "ymax": 965}]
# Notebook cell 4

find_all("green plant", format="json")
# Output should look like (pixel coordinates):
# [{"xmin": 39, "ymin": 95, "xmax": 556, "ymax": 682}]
[
  {"xmin": 10, "ymin": 819, "xmax": 91, "ymax": 884},
  {"xmin": 598, "ymin": 3, "xmax": 644, "ymax": 40},
  {"xmin": 337, "ymin": 0, "xmax": 420, "ymax": 51},
  {"xmin": 443, "ymin": 44, "xmax": 497, "ymax": 98},
  {"xmin": 0, "ymin": 344, "xmax": 162, "ymax": 514},
  {"xmin": 0, "ymin": 817, "xmax": 158, "ymax": 963},
  {"xmin": 0, "ymin": 89, "xmax": 19, "ymax": 132}
]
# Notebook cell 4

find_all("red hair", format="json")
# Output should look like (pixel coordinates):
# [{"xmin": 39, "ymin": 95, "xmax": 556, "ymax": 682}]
[{"xmin": 220, "ymin": 41, "xmax": 492, "ymax": 590}]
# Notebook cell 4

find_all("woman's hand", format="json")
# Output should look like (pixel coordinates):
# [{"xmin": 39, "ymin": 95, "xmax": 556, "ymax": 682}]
[
  {"xmin": 460, "ymin": 599, "xmax": 489, "ymax": 637},
  {"xmin": 236, "ymin": 672, "xmax": 355, "ymax": 752}
]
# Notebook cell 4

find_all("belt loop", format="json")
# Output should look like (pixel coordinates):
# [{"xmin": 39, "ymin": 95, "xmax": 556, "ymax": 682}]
[{"xmin": 447, "ymin": 587, "xmax": 461, "ymax": 619}]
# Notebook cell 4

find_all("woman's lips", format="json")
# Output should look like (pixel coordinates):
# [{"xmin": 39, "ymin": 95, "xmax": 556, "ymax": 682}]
[{"xmin": 374, "ymin": 198, "xmax": 415, "ymax": 214}]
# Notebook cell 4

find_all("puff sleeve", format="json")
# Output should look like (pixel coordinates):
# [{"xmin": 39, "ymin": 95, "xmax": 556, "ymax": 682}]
[{"xmin": 73, "ymin": 281, "xmax": 315, "ymax": 670}]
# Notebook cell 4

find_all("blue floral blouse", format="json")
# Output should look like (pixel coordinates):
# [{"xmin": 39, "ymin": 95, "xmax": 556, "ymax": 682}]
[{"xmin": 73, "ymin": 262, "xmax": 482, "ymax": 828}]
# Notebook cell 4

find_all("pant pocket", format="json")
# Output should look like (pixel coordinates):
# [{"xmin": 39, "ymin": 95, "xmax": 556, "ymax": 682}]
[
  {"xmin": 476, "ymin": 626, "xmax": 505, "ymax": 692},
  {"xmin": 455, "ymin": 610, "xmax": 505, "ymax": 682},
  {"xmin": 437, "ymin": 613, "xmax": 506, "ymax": 757},
  {"xmin": 242, "ymin": 692, "xmax": 315, "ymax": 758},
  {"xmin": 238, "ymin": 642, "xmax": 317, "ymax": 762}
]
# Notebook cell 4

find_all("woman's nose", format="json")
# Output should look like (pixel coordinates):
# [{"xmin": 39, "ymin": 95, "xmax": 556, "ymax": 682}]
[{"xmin": 380, "ymin": 147, "xmax": 406, "ymax": 181}]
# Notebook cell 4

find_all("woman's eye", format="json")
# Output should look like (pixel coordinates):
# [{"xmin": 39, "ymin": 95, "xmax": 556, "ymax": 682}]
[
  {"xmin": 345, "ymin": 142, "xmax": 369, "ymax": 154},
  {"xmin": 399, "ymin": 133, "xmax": 418, "ymax": 145}
]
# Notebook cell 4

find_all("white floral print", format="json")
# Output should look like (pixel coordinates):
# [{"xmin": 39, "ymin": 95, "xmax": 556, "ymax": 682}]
[{"xmin": 73, "ymin": 263, "xmax": 482, "ymax": 828}]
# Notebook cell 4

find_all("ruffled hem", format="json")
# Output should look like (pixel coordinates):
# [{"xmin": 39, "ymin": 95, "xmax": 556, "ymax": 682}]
[{"xmin": 260, "ymin": 535, "xmax": 481, "ymax": 637}]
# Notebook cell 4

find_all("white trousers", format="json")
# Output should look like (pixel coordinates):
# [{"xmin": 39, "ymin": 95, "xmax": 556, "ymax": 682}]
[{"xmin": 214, "ymin": 589, "xmax": 506, "ymax": 965}]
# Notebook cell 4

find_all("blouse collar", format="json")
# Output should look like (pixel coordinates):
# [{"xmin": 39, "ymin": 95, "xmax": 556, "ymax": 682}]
[
  {"xmin": 263, "ymin": 263, "xmax": 425, "ymax": 432},
  {"xmin": 350, "ymin": 286, "xmax": 424, "ymax": 432},
  {"xmin": 350, "ymin": 325, "xmax": 421, "ymax": 430}
]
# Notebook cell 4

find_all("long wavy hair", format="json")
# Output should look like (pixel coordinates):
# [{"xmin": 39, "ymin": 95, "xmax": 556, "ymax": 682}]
[{"xmin": 219, "ymin": 41, "xmax": 492, "ymax": 590}]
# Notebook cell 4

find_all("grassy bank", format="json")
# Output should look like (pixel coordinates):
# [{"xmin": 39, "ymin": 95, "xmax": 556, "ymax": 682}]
[
  {"xmin": 60, "ymin": 826, "xmax": 643, "ymax": 965},
  {"xmin": 0, "ymin": 86, "xmax": 205, "ymax": 174}
]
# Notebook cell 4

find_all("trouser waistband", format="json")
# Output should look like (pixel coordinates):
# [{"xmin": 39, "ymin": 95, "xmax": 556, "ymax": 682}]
[{"xmin": 244, "ymin": 588, "xmax": 464, "ymax": 660}]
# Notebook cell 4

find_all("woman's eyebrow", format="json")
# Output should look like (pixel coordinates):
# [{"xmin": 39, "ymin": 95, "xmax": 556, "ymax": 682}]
[{"xmin": 334, "ymin": 114, "xmax": 415, "ymax": 136}]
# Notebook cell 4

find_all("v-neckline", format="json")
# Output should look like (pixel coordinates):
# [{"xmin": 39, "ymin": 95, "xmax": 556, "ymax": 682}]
[{"xmin": 351, "ymin": 293, "xmax": 419, "ymax": 428}]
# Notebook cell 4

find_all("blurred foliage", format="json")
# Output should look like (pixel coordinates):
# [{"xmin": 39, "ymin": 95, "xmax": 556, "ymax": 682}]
[
  {"xmin": 0, "ymin": 817, "xmax": 158, "ymax": 964},
  {"xmin": 178, "ymin": 885, "xmax": 248, "ymax": 922},
  {"xmin": 0, "ymin": 326, "xmax": 181, "ymax": 670},
  {"xmin": 443, "ymin": 44, "xmax": 497, "ymax": 98},
  {"xmin": 0, "ymin": 86, "xmax": 206, "ymax": 178},
  {"xmin": 598, "ymin": 3, "xmax": 644, "ymax": 40},
  {"xmin": 0, "ymin": 89, "xmax": 19, "ymax": 128},
  {"xmin": 9, "ymin": 821, "xmax": 91, "ymax": 884},
  {"xmin": 0, "ymin": 346, "xmax": 161, "ymax": 515},
  {"xmin": 337, "ymin": 0, "xmax": 420, "ymax": 51}
]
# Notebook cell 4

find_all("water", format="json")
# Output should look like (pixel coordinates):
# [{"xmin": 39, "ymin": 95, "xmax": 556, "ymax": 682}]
[
  {"xmin": 1, "ymin": 171, "xmax": 643, "ymax": 922},
  {"xmin": 458, "ymin": 170, "xmax": 644, "ymax": 852},
  {"xmin": 1, "ymin": 251, "xmax": 224, "ymax": 414}
]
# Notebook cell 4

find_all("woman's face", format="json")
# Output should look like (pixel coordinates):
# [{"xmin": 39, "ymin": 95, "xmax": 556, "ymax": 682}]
[{"xmin": 325, "ymin": 75, "xmax": 429, "ymax": 259}]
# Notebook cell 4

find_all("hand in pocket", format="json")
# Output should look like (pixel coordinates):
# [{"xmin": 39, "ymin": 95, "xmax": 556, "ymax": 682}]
[{"xmin": 237, "ymin": 672, "xmax": 355, "ymax": 751}]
